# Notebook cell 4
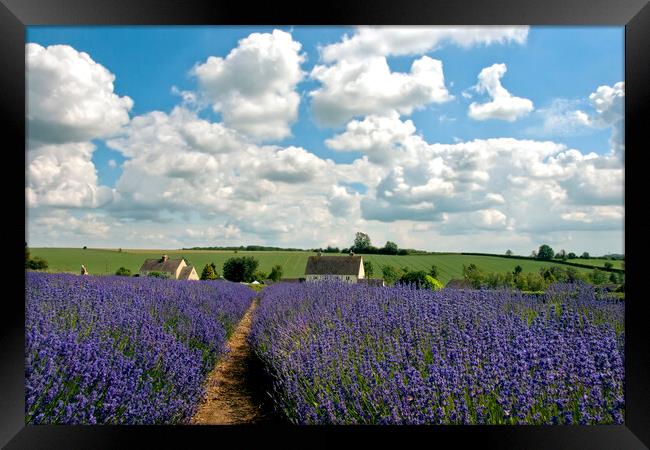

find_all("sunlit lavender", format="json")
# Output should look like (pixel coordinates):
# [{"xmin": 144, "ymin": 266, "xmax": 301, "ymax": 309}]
[
  {"xmin": 25, "ymin": 272, "xmax": 255, "ymax": 424},
  {"xmin": 250, "ymin": 281, "xmax": 624, "ymax": 424}
]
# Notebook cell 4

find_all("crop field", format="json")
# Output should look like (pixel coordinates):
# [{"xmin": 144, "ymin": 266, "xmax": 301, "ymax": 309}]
[
  {"xmin": 29, "ymin": 248, "xmax": 601, "ymax": 284},
  {"xmin": 25, "ymin": 272, "xmax": 255, "ymax": 424},
  {"xmin": 250, "ymin": 281, "xmax": 624, "ymax": 424}
]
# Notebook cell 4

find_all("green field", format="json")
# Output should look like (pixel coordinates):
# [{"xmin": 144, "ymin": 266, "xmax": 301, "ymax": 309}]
[{"xmin": 29, "ymin": 248, "xmax": 607, "ymax": 284}]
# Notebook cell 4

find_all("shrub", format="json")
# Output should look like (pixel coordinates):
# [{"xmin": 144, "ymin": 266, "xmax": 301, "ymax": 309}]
[
  {"xmin": 269, "ymin": 265, "xmax": 283, "ymax": 282},
  {"xmin": 200, "ymin": 263, "xmax": 218, "ymax": 280},
  {"xmin": 252, "ymin": 271, "xmax": 268, "ymax": 283},
  {"xmin": 222, "ymin": 256, "xmax": 259, "ymax": 282},
  {"xmin": 27, "ymin": 257, "xmax": 48, "ymax": 271},
  {"xmin": 399, "ymin": 271, "xmax": 438, "ymax": 290},
  {"xmin": 115, "ymin": 267, "xmax": 131, "ymax": 277},
  {"xmin": 147, "ymin": 271, "xmax": 168, "ymax": 279}
]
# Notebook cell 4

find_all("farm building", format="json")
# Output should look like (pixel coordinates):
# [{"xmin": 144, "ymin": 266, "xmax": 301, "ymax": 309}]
[
  {"xmin": 304, "ymin": 253, "xmax": 365, "ymax": 283},
  {"xmin": 138, "ymin": 254, "xmax": 199, "ymax": 280}
]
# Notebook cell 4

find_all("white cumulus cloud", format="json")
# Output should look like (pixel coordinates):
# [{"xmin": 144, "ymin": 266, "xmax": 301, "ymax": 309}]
[
  {"xmin": 468, "ymin": 63, "xmax": 533, "ymax": 121},
  {"xmin": 26, "ymin": 43, "xmax": 133, "ymax": 144},
  {"xmin": 192, "ymin": 29, "xmax": 305, "ymax": 141},
  {"xmin": 321, "ymin": 26, "xmax": 529, "ymax": 62},
  {"xmin": 310, "ymin": 56, "xmax": 452, "ymax": 126}
]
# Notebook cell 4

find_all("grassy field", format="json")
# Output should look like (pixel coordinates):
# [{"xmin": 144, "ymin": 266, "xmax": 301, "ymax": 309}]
[{"xmin": 29, "ymin": 248, "xmax": 605, "ymax": 284}]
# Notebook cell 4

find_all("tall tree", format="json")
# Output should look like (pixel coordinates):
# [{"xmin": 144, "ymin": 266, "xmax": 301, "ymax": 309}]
[
  {"xmin": 269, "ymin": 264, "xmax": 283, "ymax": 282},
  {"xmin": 537, "ymin": 244, "xmax": 555, "ymax": 260},
  {"xmin": 353, "ymin": 232, "xmax": 372, "ymax": 253},
  {"xmin": 382, "ymin": 241, "xmax": 399, "ymax": 255},
  {"xmin": 429, "ymin": 264, "xmax": 439, "ymax": 279}
]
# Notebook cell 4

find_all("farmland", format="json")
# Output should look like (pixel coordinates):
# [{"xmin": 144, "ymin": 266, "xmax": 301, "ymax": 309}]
[
  {"xmin": 28, "ymin": 248, "xmax": 607, "ymax": 284},
  {"xmin": 25, "ymin": 272, "xmax": 255, "ymax": 424},
  {"xmin": 251, "ymin": 281, "xmax": 624, "ymax": 424}
]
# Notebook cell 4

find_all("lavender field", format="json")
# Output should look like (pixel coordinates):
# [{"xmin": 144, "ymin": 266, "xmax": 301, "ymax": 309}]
[
  {"xmin": 25, "ymin": 272, "xmax": 255, "ymax": 424},
  {"xmin": 250, "ymin": 281, "xmax": 624, "ymax": 424}
]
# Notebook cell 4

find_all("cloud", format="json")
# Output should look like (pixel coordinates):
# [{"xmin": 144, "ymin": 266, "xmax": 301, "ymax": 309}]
[
  {"xmin": 310, "ymin": 56, "xmax": 452, "ymax": 126},
  {"xmin": 528, "ymin": 99, "xmax": 593, "ymax": 136},
  {"xmin": 329, "ymin": 113, "xmax": 622, "ymax": 234},
  {"xmin": 192, "ymin": 29, "xmax": 305, "ymax": 141},
  {"xmin": 30, "ymin": 210, "xmax": 113, "ymax": 239},
  {"xmin": 105, "ymin": 107, "xmax": 341, "ymax": 229},
  {"xmin": 325, "ymin": 111, "xmax": 417, "ymax": 163},
  {"xmin": 589, "ymin": 81, "xmax": 625, "ymax": 156},
  {"xmin": 468, "ymin": 63, "xmax": 533, "ymax": 121},
  {"xmin": 26, "ymin": 43, "xmax": 133, "ymax": 145},
  {"xmin": 327, "ymin": 185, "xmax": 361, "ymax": 218},
  {"xmin": 259, "ymin": 146, "xmax": 333, "ymax": 184},
  {"xmin": 527, "ymin": 81, "xmax": 624, "ymax": 155},
  {"xmin": 320, "ymin": 26, "xmax": 529, "ymax": 62},
  {"xmin": 27, "ymin": 142, "xmax": 114, "ymax": 208}
]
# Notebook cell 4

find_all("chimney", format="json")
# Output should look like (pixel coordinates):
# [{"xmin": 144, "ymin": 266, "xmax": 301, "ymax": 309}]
[
  {"xmin": 349, "ymin": 251, "xmax": 354, "ymax": 257},
  {"xmin": 162, "ymin": 254, "xmax": 168, "ymax": 262}
]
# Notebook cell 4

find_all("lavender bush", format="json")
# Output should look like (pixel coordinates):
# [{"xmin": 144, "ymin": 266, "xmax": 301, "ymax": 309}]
[
  {"xmin": 26, "ymin": 272, "xmax": 254, "ymax": 424},
  {"xmin": 250, "ymin": 281, "xmax": 624, "ymax": 424}
]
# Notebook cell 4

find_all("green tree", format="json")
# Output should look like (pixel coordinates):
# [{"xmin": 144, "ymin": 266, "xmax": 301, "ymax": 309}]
[
  {"xmin": 381, "ymin": 265, "xmax": 401, "ymax": 285},
  {"xmin": 505, "ymin": 249, "xmax": 513, "ymax": 256},
  {"xmin": 115, "ymin": 267, "xmax": 131, "ymax": 276},
  {"xmin": 399, "ymin": 271, "xmax": 436, "ymax": 290},
  {"xmin": 223, "ymin": 256, "xmax": 259, "ymax": 282},
  {"xmin": 352, "ymin": 232, "xmax": 372, "ymax": 253},
  {"xmin": 589, "ymin": 268, "xmax": 608, "ymax": 284},
  {"xmin": 567, "ymin": 252, "xmax": 577, "ymax": 259},
  {"xmin": 269, "ymin": 265, "xmax": 283, "ymax": 282},
  {"xmin": 363, "ymin": 260, "xmax": 374, "ymax": 278},
  {"xmin": 382, "ymin": 241, "xmax": 399, "ymax": 255},
  {"xmin": 429, "ymin": 264, "xmax": 439, "ymax": 279},
  {"xmin": 513, "ymin": 265, "xmax": 523, "ymax": 276},
  {"xmin": 580, "ymin": 252, "xmax": 590, "ymax": 259},
  {"xmin": 27, "ymin": 257, "xmax": 48, "ymax": 271},
  {"xmin": 609, "ymin": 272, "xmax": 619, "ymax": 283},
  {"xmin": 604, "ymin": 262, "xmax": 614, "ymax": 270},
  {"xmin": 537, "ymin": 244, "xmax": 555, "ymax": 260},
  {"xmin": 252, "ymin": 270, "xmax": 268, "ymax": 283},
  {"xmin": 200, "ymin": 263, "xmax": 218, "ymax": 280}
]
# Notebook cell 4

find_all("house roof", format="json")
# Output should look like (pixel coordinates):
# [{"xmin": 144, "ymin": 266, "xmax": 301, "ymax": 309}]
[
  {"xmin": 178, "ymin": 265, "xmax": 196, "ymax": 280},
  {"xmin": 139, "ymin": 258, "xmax": 184, "ymax": 274},
  {"xmin": 305, "ymin": 255, "xmax": 363, "ymax": 275}
]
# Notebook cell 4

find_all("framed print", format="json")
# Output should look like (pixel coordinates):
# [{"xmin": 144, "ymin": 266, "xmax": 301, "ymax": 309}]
[{"xmin": 2, "ymin": 0, "xmax": 649, "ymax": 448}]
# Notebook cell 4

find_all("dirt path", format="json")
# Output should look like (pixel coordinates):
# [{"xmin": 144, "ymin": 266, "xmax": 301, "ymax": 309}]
[{"xmin": 191, "ymin": 297, "xmax": 280, "ymax": 425}]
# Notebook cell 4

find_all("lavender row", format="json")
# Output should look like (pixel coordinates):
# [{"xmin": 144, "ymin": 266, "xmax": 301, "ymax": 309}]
[
  {"xmin": 250, "ymin": 281, "xmax": 624, "ymax": 424},
  {"xmin": 26, "ymin": 272, "xmax": 255, "ymax": 424}
]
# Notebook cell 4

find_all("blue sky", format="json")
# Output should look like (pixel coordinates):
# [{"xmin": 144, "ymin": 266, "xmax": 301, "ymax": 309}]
[{"xmin": 26, "ymin": 26, "xmax": 624, "ymax": 254}]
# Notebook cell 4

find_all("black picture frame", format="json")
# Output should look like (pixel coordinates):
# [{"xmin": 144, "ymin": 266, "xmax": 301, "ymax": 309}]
[{"xmin": 2, "ymin": 0, "xmax": 649, "ymax": 448}]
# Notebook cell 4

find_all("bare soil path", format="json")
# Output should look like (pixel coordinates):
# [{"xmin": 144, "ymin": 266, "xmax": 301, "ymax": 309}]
[{"xmin": 191, "ymin": 297, "xmax": 281, "ymax": 424}]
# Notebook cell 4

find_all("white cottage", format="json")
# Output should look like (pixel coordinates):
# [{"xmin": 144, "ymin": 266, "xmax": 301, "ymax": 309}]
[
  {"xmin": 304, "ymin": 253, "xmax": 365, "ymax": 283},
  {"xmin": 138, "ymin": 254, "xmax": 199, "ymax": 280}
]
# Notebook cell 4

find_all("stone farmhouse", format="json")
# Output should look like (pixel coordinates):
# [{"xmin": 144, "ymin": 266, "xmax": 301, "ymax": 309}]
[
  {"xmin": 305, "ymin": 252, "xmax": 381, "ymax": 284},
  {"xmin": 138, "ymin": 254, "xmax": 199, "ymax": 280}
]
